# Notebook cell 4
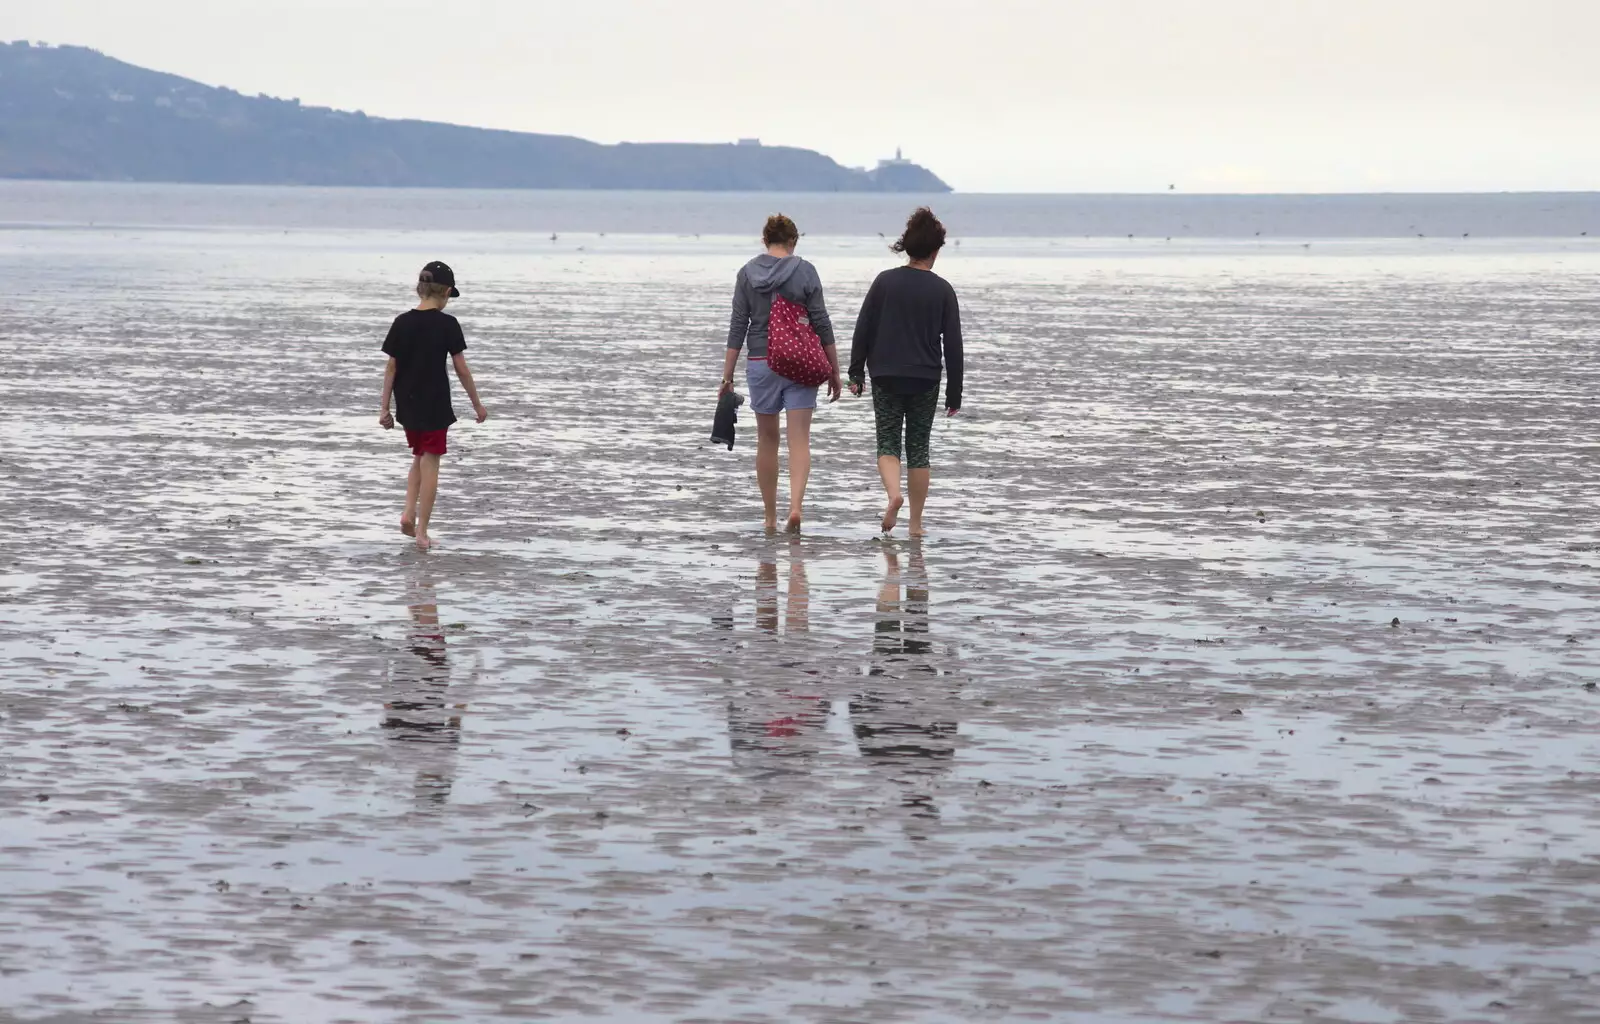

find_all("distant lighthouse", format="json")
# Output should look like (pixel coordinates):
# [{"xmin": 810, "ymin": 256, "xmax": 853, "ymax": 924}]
[{"xmin": 877, "ymin": 147, "xmax": 912, "ymax": 170}]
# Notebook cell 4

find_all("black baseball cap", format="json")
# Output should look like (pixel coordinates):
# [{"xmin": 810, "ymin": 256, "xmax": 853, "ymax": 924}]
[{"xmin": 419, "ymin": 261, "xmax": 460, "ymax": 298}]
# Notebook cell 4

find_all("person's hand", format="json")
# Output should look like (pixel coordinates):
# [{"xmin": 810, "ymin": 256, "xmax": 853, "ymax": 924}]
[
  {"xmin": 474, "ymin": 403, "xmax": 489, "ymax": 424},
  {"xmin": 718, "ymin": 378, "xmax": 734, "ymax": 400},
  {"xmin": 379, "ymin": 411, "xmax": 394, "ymax": 430},
  {"xmin": 827, "ymin": 373, "xmax": 842, "ymax": 403},
  {"xmin": 848, "ymin": 380, "xmax": 864, "ymax": 398}
]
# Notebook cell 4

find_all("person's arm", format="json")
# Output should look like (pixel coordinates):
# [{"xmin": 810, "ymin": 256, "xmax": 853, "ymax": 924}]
[
  {"xmin": 720, "ymin": 346, "xmax": 740, "ymax": 398},
  {"xmin": 822, "ymin": 343, "xmax": 842, "ymax": 402},
  {"xmin": 847, "ymin": 276, "xmax": 882, "ymax": 395},
  {"xmin": 452, "ymin": 352, "xmax": 488, "ymax": 422},
  {"xmin": 723, "ymin": 271, "xmax": 750, "ymax": 397},
  {"xmin": 805, "ymin": 267, "xmax": 843, "ymax": 402},
  {"xmin": 942, "ymin": 285, "xmax": 964, "ymax": 415},
  {"xmin": 378, "ymin": 357, "xmax": 397, "ymax": 429}
]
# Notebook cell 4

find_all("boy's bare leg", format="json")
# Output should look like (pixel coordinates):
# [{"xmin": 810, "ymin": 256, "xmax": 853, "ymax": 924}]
[
  {"xmin": 908, "ymin": 468, "xmax": 931, "ymax": 538},
  {"xmin": 755, "ymin": 413, "xmax": 780, "ymax": 533},
  {"xmin": 878, "ymin": 456, "xmax": 904, "ymax": 533},
  {"xmin": 415, "ymin": 454, "xmax": 441, "ymax": 551},
  {"xmin": 785, "ymin": 408, "xmax": 813, "ymax": 533},
  {"xmin": 401, "ymin": 456, "xmax": 422, "ymax": 536}
]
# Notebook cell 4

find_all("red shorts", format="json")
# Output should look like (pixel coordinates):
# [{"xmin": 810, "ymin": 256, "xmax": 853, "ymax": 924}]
[{"xmin": 404, "ymin": 428, "xmax": 449, "ymax": 457}]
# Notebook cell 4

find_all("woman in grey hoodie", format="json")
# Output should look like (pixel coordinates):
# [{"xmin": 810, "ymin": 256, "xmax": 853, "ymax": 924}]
[{"xmin": 720, "ymin": 214, "xmax": 843, "ymax": 533}]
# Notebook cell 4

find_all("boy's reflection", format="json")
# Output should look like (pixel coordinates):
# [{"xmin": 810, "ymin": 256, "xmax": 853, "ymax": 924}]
[
  {"xmin": 728, "ymin": 540, "xmax": 830, "ymax": 782},
  {"xmin": 382, "ymin": 571, "xmax": 463, "ymax": 806},
  {"xmin": 853, "ymin": 542, "xmax": 960, "ymax": 828}
]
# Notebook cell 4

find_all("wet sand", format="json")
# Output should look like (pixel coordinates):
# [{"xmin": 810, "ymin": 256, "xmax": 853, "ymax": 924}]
[{"xmin": 3, "ymin": 226, "xmax": 1600, "ymax": 1023}]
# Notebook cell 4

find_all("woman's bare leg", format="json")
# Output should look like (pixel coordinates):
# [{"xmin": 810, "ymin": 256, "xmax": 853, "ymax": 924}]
[
  {"xmin": 402, "ymin": 456, "xmax": 422, "ymax": 536},
  {"xmin": 787, "ymin": 540, "xmax": 810, "ymax": 633},
  {"xmin": 878, "ymin": 456, "xmax": 904, "ymax": 533},
  {"xmin": 784, "ymin": 408, "xmax": 814, "ymax": 533},
  {"xmin": 415, "ymin": 454, "xmax": 441, "ymax": 551},
  {"xmin": 907, "ymin": 468, "xmax": 931, "ymax": 538},
  {"xmin": 756, "ymin": 556, "xmax": 779, "ymax": 633},
  {"xmin": 755, "ymin": 413, "xmax": 781, "ymax": 532},
  {"xmin": 878, "ymin": 546, "xmax": 902, "ymax": 612}
]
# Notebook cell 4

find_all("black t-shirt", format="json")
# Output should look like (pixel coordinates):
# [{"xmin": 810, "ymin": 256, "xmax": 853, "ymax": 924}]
[{"xmin": 382, "ymin": 309, "xmax": 466, "ymax": 432}]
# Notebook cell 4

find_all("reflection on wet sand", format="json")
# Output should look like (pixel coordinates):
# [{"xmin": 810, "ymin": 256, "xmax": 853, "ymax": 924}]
[
  {"xmin": 754, "ymin": 539, "xmax": 810, "ymax": 637},
  {"xmin": 382, "ymin": 570, "xmax": 464, "ymax": 805},
  {"xmin": 854, "ymin": 542, "xmax": 960, "ymax": 829},
  {"xmin": 722, "ymin": 541, "xmax": 961, "ymax": 815},
  {"xmin": 728, "ymin": 540, "xmax": 829, "ymax": 782}
]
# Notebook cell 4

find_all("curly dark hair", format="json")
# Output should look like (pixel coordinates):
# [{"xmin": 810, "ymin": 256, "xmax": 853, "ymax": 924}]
[
  {"xmin": 891, "ymin": 207, "xmax": 947, "ymax": 261},
  {"xmin": 762, "ymin": 214, "xmax": 800, "ymax": 249}
]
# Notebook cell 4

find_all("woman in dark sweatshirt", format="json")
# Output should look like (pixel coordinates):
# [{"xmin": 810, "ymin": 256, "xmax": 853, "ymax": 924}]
[
  {"xmin": 848, "ymin": 208, "xmax": 964, "ymax": 537},
  {"xmin": 721, "ymin": 214, "xmax": 843, "ymax": 534}
]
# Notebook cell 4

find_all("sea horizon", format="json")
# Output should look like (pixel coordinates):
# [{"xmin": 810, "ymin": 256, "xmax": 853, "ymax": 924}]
[{"xmin": 2, "ymin": 179, "xmax": 1598, "ymax": 239}]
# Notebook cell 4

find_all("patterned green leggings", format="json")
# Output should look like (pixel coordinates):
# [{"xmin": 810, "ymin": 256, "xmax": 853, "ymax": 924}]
[{"xmin": 873, "ymin": 387, "xmax": 939, "ymax": 470}]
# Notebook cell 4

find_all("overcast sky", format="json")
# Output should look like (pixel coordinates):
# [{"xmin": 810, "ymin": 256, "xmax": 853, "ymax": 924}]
[{"xmin": 4, "ymin": 0, "xmax": 1597, "ymax": 192}]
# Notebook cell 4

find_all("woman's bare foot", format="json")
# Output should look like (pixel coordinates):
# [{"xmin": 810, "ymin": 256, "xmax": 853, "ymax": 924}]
[
  {"xmin": 763, "ymin": 517, "xmax": 778, "ymax": 535},
  {"xmin": 785, "ymin": 513, "xmax": 803, "ymax": 535},
  {"xmin": 401, "ymin": 517, "xmax": 417, "ymax": 538},
  {"xmin": 909, "ymin": 521, "xmax": 927, "ymax": 538},
  {"xmin": 881, "ymin": 495, "xmax": 905, "ymax": 533},
  {"xmin": 416, "ymin": 533, "xmax": 434, "ymax": 552}
]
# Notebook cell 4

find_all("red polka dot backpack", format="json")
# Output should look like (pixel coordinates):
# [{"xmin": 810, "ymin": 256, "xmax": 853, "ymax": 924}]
[{"xmin": 767, "ymin": 295, "xmax": 833, "ymax": 388}]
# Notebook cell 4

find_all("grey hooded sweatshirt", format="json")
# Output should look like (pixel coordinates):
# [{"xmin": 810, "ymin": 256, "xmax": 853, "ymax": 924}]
[{"xmin": 726, "ymin": 254, "xmax": 837, "ymax": 359}]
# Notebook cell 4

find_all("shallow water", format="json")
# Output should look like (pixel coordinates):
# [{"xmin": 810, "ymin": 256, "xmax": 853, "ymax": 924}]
[{"xmin": 3, "ymin": 201, "xmax": 1600, "ymax": 1023}]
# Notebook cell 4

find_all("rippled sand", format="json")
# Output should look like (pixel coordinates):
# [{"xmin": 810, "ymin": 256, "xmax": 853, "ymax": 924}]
[{"xmin": 3, "ymin": 227, "xmax": 1600, "ymax": 1023}]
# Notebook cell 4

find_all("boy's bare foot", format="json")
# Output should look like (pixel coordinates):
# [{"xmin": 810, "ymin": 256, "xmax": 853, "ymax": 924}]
[
  {"xmin": 881, "ymin": 495, "xmax": 905, "ymax": 533},
  {"xmin": 401, "ymin": 517, "xmax": 417, "ymax": 538},
  {"xmin": 416, "ymin": 534, "xmax": 434, "ymax": 552},
  {"xmin": 785, "ymin": 513, "xmax": 803, "ymax": 535}
]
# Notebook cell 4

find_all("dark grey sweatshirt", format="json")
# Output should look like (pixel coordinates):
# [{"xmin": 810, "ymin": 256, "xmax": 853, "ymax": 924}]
[
  {"xmin": 848, "ymin": 266, "xmax": 965, "ymax": 410},
  {"xmin": 726, "ymin": 254, "xmax": 837, "ymax": 358}
]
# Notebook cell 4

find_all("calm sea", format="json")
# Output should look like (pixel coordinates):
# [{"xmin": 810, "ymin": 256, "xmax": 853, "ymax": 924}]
[{"xmin": 0, "ymin": 180, "xmax": 1597, "ymax": 238}]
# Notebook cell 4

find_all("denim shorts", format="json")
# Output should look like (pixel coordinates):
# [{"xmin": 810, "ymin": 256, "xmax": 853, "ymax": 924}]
[{"xmin": 747, "ymin": 359, "xmax": 819, "ymax": 416}]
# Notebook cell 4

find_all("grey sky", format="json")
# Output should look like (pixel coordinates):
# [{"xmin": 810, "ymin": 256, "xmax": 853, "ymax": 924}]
[{"xmin": 4, "ymin": 0, "xmax": 1596, "ymax": 192}]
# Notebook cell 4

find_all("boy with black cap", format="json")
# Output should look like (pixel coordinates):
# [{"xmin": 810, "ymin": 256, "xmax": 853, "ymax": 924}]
[{"xmin": 378, "ymin": 261, "xmax": 488, "ymax": 551}]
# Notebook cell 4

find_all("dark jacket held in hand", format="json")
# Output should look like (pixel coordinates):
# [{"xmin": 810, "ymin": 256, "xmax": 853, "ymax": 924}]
[{"xmin": 712, "ymin": 390, "xmax": 745, "ymax": 450}]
